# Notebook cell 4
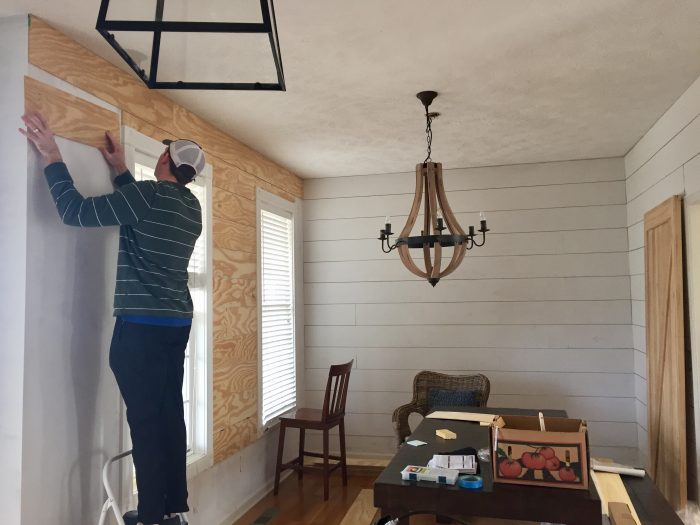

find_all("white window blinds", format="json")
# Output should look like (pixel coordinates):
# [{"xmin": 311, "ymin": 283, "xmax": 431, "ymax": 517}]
[{"xmin": 260, "ymin": 208, "xmax": 296, "ymax": 425}]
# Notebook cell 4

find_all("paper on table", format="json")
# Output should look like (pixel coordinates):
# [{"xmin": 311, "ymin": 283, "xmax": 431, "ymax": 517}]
[
  {"xmin": 426, "ymin": 411, "xmax": 496, "ymax": 424},
  {"xmin": 406, "ymin": 439, "xmax": 427, "ymax": 447},
  {"xmin": 591, "ymin": 458, "xmax": 645, "ymax": 478}
]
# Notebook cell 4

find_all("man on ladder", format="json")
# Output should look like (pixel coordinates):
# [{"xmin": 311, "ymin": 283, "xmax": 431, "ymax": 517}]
[{"xmin": 20, "ymin": 112, "xmax": 205, "ymax": 525}]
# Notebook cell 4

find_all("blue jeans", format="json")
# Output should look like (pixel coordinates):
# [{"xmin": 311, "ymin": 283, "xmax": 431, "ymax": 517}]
[{"xmin": 109, "ymin": 318, "xmax": 191, "ymax": 523}]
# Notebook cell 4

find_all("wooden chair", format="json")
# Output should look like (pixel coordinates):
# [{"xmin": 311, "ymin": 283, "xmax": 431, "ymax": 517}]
[
  {"xmin": 392, "ymin": 370, "xmax": 490, "ymax": 448},
  {"xmin": 273, "ymin": 360, "xmax": 353, "ymax": 500}
]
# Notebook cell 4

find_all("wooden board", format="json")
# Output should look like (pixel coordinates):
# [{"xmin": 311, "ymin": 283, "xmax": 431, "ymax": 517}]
[
  {"xmin": 644, "ymin": 195, "xmax": 687, "ymax": 509},
  {"xmin": 29, "ymin": 16, "xmax": 303, "ymax": 198},
  {"xmin": 123, "ymin": 112, "xmax": 298, "ymax": 202},
  {"xmin": 24, "ymin": 76, "xmax": 119, "ymax": 149},
  {"xmin": 339, "ymin": 489, "xmax": 378, "ymax": 525},
  {"xmin": 590, "ymin": 469, "xmax": 642, "ymax": 525}
]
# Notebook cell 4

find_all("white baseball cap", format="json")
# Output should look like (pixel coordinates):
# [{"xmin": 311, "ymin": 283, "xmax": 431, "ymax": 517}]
[{"xmin": 162, "ymin": 139, "xmax": 206, "ymax": 180}]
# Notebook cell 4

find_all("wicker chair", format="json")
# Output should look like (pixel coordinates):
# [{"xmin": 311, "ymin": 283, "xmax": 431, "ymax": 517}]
[{"xmin": 392, "ymin": 371, "xmax": 490, "ymax": 447}]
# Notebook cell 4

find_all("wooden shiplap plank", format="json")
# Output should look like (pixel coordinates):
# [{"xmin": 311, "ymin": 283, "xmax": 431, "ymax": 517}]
[
  {"xmin": 29, "ymin": 17, "xmax": 302, "ymax": 198},
  {"xmin": 24, "ymin": 76, "xmax": 119, "ymax": 149},
  {"xmin": 305, "ymin": 324, "xmax": 632, "ymax": 350},
  {"xmin": 304, "ymin": 158, "xmax": 624, "ymax": 200},
  {"xmin": 305, "ymin": 252, "xmax": 630, "ymax": 282},
  {"xmin": 305, "ymin": 389, "xmax": 635, "ymax": 424},
  {"xmin": 305, "ymin": 347, "xmax": 633, "ymax": 374},
  {"xmin": 626, "ymin": 108, "xmax": 700, "ymax": 199},
  {"xmin": 305, "ymin": 368, "xmax": 634, "ymax": 397},
  {"xmin": 626, "ymin": 167, "xmax": 684, "ymax": 226},
  {"xmin": 624, "ymin": 74, "xmax": 700, "ymax": 177},
  {"xmin": 304, "ymin": 276, "xmax": 631, "ymax": 304},
  {"xmin": 305, "ymin": 181, "xmax": 626, "ymax": 220},
  {"xmin": 304, "ymin": 205, "xmax": 627, "ymax": 241},
  {"xmin": 347, "ymin": 300, "xmax": 631, "ymax": 326},
  {"xmin": 305, "ymin": 229, "xmax": 628, "ymax": 262}
]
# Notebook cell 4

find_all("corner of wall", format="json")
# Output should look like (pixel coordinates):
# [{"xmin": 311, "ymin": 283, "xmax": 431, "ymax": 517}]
[{"xmin": 0, "ymin": 14, "xmax": 29, "ymax": 525}]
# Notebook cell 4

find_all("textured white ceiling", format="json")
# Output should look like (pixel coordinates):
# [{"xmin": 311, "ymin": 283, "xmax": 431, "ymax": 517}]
[{"xmin": 4, "ymin": 1, "xmax": 700, "ymax": 178}]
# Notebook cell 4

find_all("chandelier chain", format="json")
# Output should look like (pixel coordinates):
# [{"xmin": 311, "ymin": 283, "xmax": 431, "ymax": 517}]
[{"xmin": 424, "ymin": 111, "xmax": 436, "ymax": 163}]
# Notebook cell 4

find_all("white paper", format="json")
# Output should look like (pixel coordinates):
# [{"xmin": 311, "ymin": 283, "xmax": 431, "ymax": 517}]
[{"xmin": 406, "ymin": 439, "xmax": 427, "ymax": 447}]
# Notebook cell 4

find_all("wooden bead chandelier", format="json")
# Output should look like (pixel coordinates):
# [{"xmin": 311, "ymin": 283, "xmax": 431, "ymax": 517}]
[{"xmin": 378, "ymin": 91, "xmax": 489, "ymax": 287}]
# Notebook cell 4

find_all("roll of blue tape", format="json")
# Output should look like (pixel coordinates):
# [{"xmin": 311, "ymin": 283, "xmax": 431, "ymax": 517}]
[{"xmin": 458, "ymin": 475, "xmax": 483, "ymax": 490}]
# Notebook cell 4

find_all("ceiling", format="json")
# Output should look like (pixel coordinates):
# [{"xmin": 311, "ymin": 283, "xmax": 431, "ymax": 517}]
[{"xmin": 4, "ymin": 1, "xmax": 700, "ymax": 178}]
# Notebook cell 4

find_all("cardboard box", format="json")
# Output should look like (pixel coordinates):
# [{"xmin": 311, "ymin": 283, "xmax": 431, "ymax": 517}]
[{"xmin": 491, "ymin": 415, "xmax": 589, "ymax": 490}]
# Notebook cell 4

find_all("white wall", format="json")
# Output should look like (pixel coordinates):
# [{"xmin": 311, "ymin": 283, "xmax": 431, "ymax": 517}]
[
  {"xmin": 624, "ymin": 73, "xmax": 700, "ymax": 477},
  {"xmin": 20, "ymin": 139, "xmax": 123, "ymax": 525},
  {"xmin": 0, "ymin": 15, "xmax": 28, "ymax": 525},
  {"xmin": 188, "ymin": 428, "xmax": 294, "ymax": 525},
  {"xmin": 303, "ymin": 158, "xmax": 638, "ymax": 463}
]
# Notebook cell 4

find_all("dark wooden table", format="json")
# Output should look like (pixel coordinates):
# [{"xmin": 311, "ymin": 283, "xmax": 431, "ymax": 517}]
[{"xmin": 373, "ymin": 407, "xmax": 682, "ymax": 525}]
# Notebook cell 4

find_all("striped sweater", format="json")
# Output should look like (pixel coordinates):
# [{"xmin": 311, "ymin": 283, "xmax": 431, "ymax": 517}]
[{"xmin": 44, "ymin": 162, "xmax": 202, "ymax": 318}]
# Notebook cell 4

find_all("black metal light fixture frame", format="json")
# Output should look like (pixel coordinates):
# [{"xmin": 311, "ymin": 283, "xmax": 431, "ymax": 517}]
[{"xmin": 96, "ymin": 0, "xmax": 286, "ymax": 90}]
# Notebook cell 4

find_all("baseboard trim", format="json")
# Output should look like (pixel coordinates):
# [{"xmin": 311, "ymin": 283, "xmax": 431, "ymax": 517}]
[{"xmin": 216, "ymin": 471, "xmax": 292, "ymax": 525}]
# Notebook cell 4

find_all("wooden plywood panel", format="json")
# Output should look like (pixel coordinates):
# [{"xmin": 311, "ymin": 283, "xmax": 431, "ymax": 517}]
[
  {"xmin": 213, "ymin": 219, "xmax": 256, "ymax": 254},
  {"xmin": 29, "ymin": 17, "xmax": 174, "ymax": 125},
  {"xmin": 212, "ymin": 186, "xmax": 256, "ymax": 227},
  {"xmin": 214, "ymin": 247, "xmax": 256, "ymax": 280},
  {"xmin": 29, "ymin": 16, "xmax": 302, "ymax": 198},
  {"xmin": 214, "ymin": 267, "xmax": 256, "ymax": 307},
  {"xmin": 210, "ymin": 159, "xmax": 257, "ymax": 200},
  {"xmin": 213, "ymin": 304, "xmax": 256, "ymax": 338},
  {"xmin": 121, "ymin": 112, "xmax": 177, "ymax": 143},
  {"xmin": 124, "ymin": 112, "xmax": 297, "ymax": 202},
  {"xmin": 214, "ymin": 417, "xmax": 257, "ymax": 464},
  {"xmin": 644, "ymin": 195, "xmax": 686, "ymax": 509},
  {"xmin": 24, "ymin": 76, "xmax": 119, "ymax": 149}
]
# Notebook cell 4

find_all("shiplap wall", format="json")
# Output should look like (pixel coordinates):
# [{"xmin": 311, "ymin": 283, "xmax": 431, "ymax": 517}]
[
  {"xmin": 625, "ymin": 73, "xmax": 700, "ymax": 476},
  {"xmin": 303, "ymin": 158, "xmax": 638, "ymax": 462}
]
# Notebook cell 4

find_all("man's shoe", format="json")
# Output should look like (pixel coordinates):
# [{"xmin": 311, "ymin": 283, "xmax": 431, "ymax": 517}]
[
  {"xmin": 123, "ymin": 510, "xmax": 181, "ymax": 525},
  {"xmin": 123, "ymin": 510, "xmax": 139, "ymax": 525}
]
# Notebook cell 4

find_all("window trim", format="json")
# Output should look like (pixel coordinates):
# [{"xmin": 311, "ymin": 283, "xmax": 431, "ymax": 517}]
[
  {"xmin": 121, "ymin": 127, "xmax": 214, "ymax": 482},
  {"xmin": 256, "ymin": 188, "xmax": 304, "ymax": 434}
]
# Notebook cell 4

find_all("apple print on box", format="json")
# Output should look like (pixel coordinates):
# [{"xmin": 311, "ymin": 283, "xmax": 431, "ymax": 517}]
[{"xmin": 496, "ymin": 443, "xmax": 582, "ymax": 485}]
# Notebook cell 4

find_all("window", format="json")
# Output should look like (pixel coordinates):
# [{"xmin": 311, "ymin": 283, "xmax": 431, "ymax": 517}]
[
  {"xmin": 123, "ymin": 128, "xmax": 213, "ymax": 482},
  {"xmin": 258, "ymin": 190, "xmax": 300, "ymax": 428}
]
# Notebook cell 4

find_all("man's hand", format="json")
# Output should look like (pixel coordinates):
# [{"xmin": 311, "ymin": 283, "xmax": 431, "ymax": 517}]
[
  {"xmin": 99, "ymin": 131, "xmax": 128, "ymax": 174},
  {"xmin": 19, "ymin": 112, "xmax": 62, "ymax": 164}
]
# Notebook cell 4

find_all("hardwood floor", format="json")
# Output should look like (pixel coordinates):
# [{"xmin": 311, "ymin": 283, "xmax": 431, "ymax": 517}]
[
  {"xmin": 232, "ymin": 470, "xmax": 378, "ymax": 525},
  {"xmin": 231, "ymin": 471, "xmax": 538, "ymax": 525}
]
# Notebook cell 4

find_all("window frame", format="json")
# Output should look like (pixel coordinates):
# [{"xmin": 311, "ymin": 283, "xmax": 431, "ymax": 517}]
[
  {"xmin": 121, "ymin": 127, "xmax": 214, "ymax": 481},
  {"xmin": 256, "ymin": 188, "xmax": 304, "ymax": 433}
]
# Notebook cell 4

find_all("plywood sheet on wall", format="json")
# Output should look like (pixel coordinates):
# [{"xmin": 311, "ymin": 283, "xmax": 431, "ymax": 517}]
[
  {"xmin": 24, "ymin": 76, "xmax": 119, "ymax": 149},
  {"xmin": 29, "ymin": 16, "xmax": 303, "ymax": 199},
  {"xmin": 644, "ymin": 195, "xmax": 686, "ymax": 509}
]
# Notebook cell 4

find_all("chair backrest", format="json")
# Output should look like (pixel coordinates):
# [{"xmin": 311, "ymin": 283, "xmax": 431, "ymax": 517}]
[
  {"xmin": 321, "ymin": 360, "xmax": 353, "ymax": 422},
  {"xmin": 412, "ymin": 371, "xmax": 490, "ymax": 415}
]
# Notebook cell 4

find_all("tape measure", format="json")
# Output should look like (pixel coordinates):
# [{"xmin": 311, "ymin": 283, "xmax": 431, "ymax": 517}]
[{"xmin": 458, "ymin": 475, "xmax": 483, "ymax": 491}]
